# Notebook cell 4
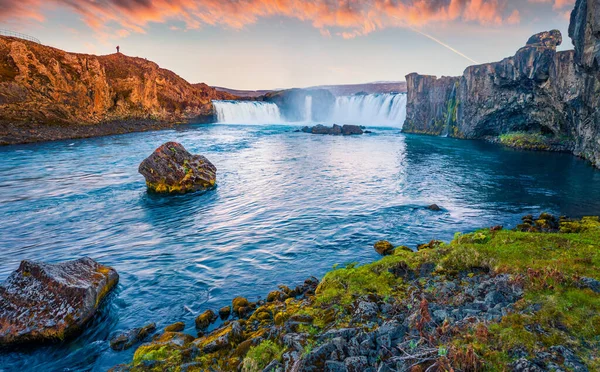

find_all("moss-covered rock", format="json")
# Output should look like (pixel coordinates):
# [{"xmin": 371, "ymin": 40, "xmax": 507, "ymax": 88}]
[
  {"xmin": 118, "ymin": 215, "xmax": 600, "ymax": 371},
  {"xmin": 195, "ymin": 310, "xmax": 217, "ymax": 331},
  {"xmin": 373, "ymin": 240, "xmax": 395, "ymax": 256},
  {"xmin": 138, "ymin": 142, "xmax": 217, "ymax": 194}
]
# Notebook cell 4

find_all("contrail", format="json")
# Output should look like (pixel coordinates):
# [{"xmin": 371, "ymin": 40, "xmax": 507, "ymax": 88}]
[
  {"xmin": 382, "ymin": 7, "xmax": 480, "ymax": 65},
  {"xmin": 406, "ymin": 26, "xmax": 479, "ymax": 64}
]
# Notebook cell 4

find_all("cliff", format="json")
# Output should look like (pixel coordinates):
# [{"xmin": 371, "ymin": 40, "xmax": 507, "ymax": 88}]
[
  {"xmin": 404, "ymin": 0, "xmax": 600, "ymax": 168},
  {"xmin": 0, "ymin": 37, "xmax": 233, "ymax": 144}
]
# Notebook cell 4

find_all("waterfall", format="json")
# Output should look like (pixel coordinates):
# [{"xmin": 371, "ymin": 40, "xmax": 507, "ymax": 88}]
[
  {"xmin": 213, "ymin": 100, "xmax": 283, "ymax": 124},
  {"xmin": 329, "ymin": 93, "xmax": 407, "ymax": 127},
  {"xmin": 304, "ymin": 96, "xmax": 313, "ymax": 122}
]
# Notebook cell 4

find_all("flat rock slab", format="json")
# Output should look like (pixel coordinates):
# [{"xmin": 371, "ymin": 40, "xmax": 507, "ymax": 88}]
[
  {"xmin": 300, "ymin": 124, "xmax": 364, "ymax": 135},
  {"xmin": 139, "ymin": 142, "xmax": 217, "ymax": 194},
  {"xmin": 0, "ymin": 257, "xmax": 118, "ymax": 347}
]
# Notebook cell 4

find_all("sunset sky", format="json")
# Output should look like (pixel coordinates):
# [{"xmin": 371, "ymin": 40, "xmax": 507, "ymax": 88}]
[{"xmin": 0, "ymin": 0, "xmax": 576, "ymax": 90}]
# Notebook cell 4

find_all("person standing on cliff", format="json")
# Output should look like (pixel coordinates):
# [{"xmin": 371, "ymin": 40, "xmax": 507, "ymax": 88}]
[{"xmin": 116, "ymin": 46, "xmax": 120, "ymax": 54}]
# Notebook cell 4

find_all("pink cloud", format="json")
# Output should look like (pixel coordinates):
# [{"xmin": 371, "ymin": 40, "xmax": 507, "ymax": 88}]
[{"xmin": 0, "ymin": 0, "xmax": 527, "ymax": 39}]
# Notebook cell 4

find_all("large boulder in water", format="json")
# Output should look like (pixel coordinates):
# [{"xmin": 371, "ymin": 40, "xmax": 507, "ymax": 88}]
[
  {"xmin": 138, "ymin": 142, "xmax": 217, "ymax": 194},
  {"xmin": 0, "ymin": 257, "xmax": 119, "ymax": 347}
]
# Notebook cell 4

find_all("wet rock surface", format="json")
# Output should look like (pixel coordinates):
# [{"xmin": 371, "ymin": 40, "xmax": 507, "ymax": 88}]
[
  {"xmin": 110, "ymin": 323, "xmax": 156, "ymax": 351},
  {"xmin": 0, "ymin": 257, "xmax": 118, "ymax": 347},
  {"xmin": 138, "ymin": 142, "xmax": 217, "ymax": 194}
]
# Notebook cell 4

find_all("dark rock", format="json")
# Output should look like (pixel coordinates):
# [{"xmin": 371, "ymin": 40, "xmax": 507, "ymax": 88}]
[
  {"xmin": 388, "ymin": 261, "xmax": 416, "ymax": 280},
  {"xmin": 341, "ymin": 125, "xmax": 364, "ymax": 135},
  {"xmin": 319, "ymin": 328, "xmax": 358, "ymax": 342},
  {"xmin": 580, "ymin": 277, "xmax": 600, "ymax": 293},
  {"xmin": 110, "ymin": 323, "xmax": 156, "ymax": 351},
  {"xmin": 0, "ymin": 257, "xmax": 119, "ymax": 347},
  {"xmin": 418, "ymin": 262, "xmax": 437, "ymax": 277},
  {"xmin": 263, "ymin": 359, "xmax": 284, "ymax": 372},
  {"xmin": 484, "ymin": 291, "xmax": 507, "ymax": 308},
  {"xmin": 373, "ymin": 240, "xmax": 395, "ymax": 256},
  {"xmin": 550, "ymin": 346, "xmax": 589, "ymax": 372},
  {"xmin": 353, "ymin": 301, "xmax": 379, "ymax": 321},
  {"xmin": 300, "ymin": 342, "xmax": 337, "ymax": 372},
  {"xmin": 325, "ymin": 361, "xmax": 348, "ymax": 372},
  {"xmin": 511, "ymin": 358, "xmax": 545, "ymax": 372},
  {"xmin": 526, "ymin": 30, "xmax": 563, "ymax": 48},
  {"xmin": 219, "ymin": 306, "xmax": 231, "ymax": 319},
  {"xmin": 426, "ymin": 204, "xmax": 442, "ymax": 211},
  {"xmin": 344, "ymin": 356, "xmax": 368, "ymax": 372},
  {"xmin": 138, "ymin": 142, "xmax": 217, "ymax": 194},
  {"xmin": 283, "ymin": 333, "xmax": 309, "ymax": 351},
  {"xmin": 195, "ymin": 309, "xmax": 217, "ymax": 331},
  {"xmin": 300, "ymin": 124, "xmax": 364, "ymax": 136},
  {"xmin": 164, "ymin": 322, "xmax": 185, "ymax": 332}
]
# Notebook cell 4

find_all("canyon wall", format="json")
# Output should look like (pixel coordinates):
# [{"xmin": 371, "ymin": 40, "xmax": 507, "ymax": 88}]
[
  {"xmin": 404, "ymin": 0, "xmax": 600, "ymax": 168},
  {"xmin": 0, "ymin": 37, "xmax": 235, "ymax": 144}
]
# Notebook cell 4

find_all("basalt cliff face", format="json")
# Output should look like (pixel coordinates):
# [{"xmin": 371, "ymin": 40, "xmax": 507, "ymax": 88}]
[
  {"xmin": 404, "ymin": 0, "xmax": 600, "ymax": 168},
  {"xmin": 0, "ymin": 37, "xmax": 234, "ymax": 144}
]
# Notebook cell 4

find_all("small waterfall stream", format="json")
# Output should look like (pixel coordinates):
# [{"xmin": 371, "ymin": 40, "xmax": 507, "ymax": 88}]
[{"xmin": 213, "ymin": 101, "xmax": 283, "ymax": 124}]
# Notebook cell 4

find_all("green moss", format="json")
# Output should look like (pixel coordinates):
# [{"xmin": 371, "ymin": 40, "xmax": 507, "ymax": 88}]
[
  {"xmin": 498, "ymin": 131, "xmax": 563, "ymax": 151},
  {"xmin": 241, "ymin": 340, "xmax": 285, "ymax": 372}
]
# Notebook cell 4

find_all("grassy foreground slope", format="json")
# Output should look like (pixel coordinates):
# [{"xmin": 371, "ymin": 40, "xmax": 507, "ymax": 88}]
[{"xmin": 116, "ymin": 215, "xmax": 600, "ymax": 371}]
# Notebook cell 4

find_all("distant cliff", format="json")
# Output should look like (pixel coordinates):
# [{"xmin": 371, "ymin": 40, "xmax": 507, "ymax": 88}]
[
  {"xmin": 404, "ymin": 0, "xmax": 600, "ymax": 168},
  {"xmin": 0, "ymin": 37, "xmax": 234, "ymax": 144}
]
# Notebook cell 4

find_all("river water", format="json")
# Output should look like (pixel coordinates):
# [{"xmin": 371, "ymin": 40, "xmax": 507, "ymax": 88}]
[{"xmin": 1, "ymin": 124, "xmax": 599, "ymax": 371}]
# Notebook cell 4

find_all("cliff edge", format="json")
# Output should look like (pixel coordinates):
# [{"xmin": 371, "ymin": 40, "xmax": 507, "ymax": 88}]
[
  {"xmin": 404, "ymin": 0, "xmax": 600, "ymax": 168},
  {"xmin": 0, "ymin": 37, "xmax": 234, "ymax": 144}
]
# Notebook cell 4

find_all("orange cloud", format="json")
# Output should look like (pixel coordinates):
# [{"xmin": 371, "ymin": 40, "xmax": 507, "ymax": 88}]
[{"xmin": 0, "ymin": 0, "xmax": 524, "ymax": 39}]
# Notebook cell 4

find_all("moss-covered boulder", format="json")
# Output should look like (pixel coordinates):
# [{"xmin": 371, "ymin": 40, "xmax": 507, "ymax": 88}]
[
  {"xmin": 138, "ymin": 142, "xmax": 217, "ymax": 194},
  {"xmin": 374, "ymin": 240, "xmax": 395, "ymax": 256},
  {"xmin": 195, "ymin": 309, "xmax": 217, "ymax": 331},
  {"xmin": 0, "ymin": 257, "xmax": 118, "ymax": 347}
]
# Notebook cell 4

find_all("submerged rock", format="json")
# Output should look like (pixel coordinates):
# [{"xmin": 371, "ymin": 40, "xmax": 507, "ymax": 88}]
[
  {"xmin": 426, "ymin": 204, "xmax": 442, "ymax": 211},
  {"xmin": 0, "ymin": 257, "xmax": 118, "ymax": 347},
  {"xmin": 138, "ymin": 142, "xmax": 217, "ymax": 194},
  {"xmin": 110, "ymin": 323, "xmax": 156, "ymax": 351},
  {"xmin": 301, "ymin": 124, "xmax": 364, "ymax": 136}
]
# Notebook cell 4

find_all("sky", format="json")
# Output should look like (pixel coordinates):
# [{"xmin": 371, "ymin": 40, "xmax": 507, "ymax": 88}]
[{"xmin": 0, "ymin": 0, "xmax": 576, "ymax": 90}]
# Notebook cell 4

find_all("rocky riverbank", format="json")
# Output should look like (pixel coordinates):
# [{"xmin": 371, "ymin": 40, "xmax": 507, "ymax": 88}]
[
  {"xmin": 110, "ymin": 214, "xmax": 600, "ymax": 371},
  {"xmin": 0, "ymin": 37, "xmax": 236, "ymax": 145},
  {"xmin": 403, "ymin": 0, "xmax": 600, "ymax": 169}
]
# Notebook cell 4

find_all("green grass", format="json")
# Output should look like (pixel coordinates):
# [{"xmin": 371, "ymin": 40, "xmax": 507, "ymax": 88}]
[{"xmin": 241, "ymin": 340, "xmax": 285, "ymax": 372}]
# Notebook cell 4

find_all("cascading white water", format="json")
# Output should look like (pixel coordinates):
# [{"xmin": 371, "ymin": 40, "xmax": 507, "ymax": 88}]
[
  {"xmin": 304, "ymin": 96, "xmax": 313, "ymax": 122},
  {"xmin": 213, "ymin": 100, "xmax": 283, "ymax": 124},
  {"xmin": 329, "ymin": 93, "xmax": 407, "ymax": 127}
]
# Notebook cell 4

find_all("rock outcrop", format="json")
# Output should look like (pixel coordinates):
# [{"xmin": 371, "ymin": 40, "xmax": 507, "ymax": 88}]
[
  {"xmin": 138, "ymin": 142, "xmax": 217, "ymax": 194},
  {"xmin": 404, "ymin": 0, "xmax": 600, "ymax": 168},
  {"xmin": 0, "ymin": 257, "xmax": 118, "ymax": 347},
  {"xmin": 300, "ymin": 124, "xmax": 364, "ymax": 135},
  {"xmin": 0, "ymin": 37, "xmax": 235, "ymax": 144}
]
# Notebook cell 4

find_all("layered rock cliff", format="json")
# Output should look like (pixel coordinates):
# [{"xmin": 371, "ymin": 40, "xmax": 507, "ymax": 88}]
[
  {"xmin": 0, "ymin": 37, "xmax": 234, "ymax": 144},
  {"xmin": 404, "ymin": 0, "xmax": 600, "ymax": 168}
]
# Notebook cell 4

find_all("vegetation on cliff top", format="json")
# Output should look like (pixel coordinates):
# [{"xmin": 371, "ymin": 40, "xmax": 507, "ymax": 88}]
[{"xmin": 115, "ymin": 215, "xmax": 600, "ymax": 371}]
